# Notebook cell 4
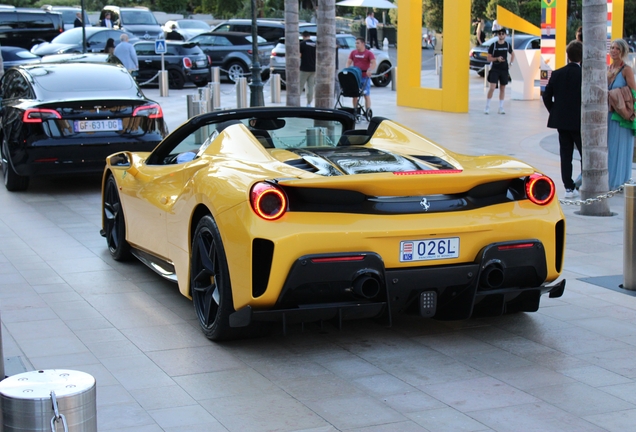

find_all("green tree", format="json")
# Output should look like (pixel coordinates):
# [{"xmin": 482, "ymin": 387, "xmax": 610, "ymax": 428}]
[
  {"xmin": 518, "ymin": 0, "xmax": 540, "ymax": 27},
  {"xmin": 422, "ymin": 0, "xmax": 443, "ymax": 32},
  {"xmin": 485, "ymin": 0, "xmax": 519, "ymax": 21},
  {"xmin": 156, "ymin": 0, "xmax": 188, "ymax": 13}
]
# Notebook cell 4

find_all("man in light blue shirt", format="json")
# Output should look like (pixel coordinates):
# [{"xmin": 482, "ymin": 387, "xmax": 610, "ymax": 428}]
[{"xmin": 113, "ymin": 34, "xmax": 138, "ymax": 77}]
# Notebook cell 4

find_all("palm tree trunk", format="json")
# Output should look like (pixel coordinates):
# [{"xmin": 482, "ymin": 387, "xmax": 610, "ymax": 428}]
[
  {"xmin": 580, "ymin": 0, "xmax": 611, "ymax": 216},
  {"xmin": 285, "ymin": 0, "xmax": 300, "ymax": 106},
  {"xmin": 315, "ymin": 0, "xmax": 336, "ymax": 108}
]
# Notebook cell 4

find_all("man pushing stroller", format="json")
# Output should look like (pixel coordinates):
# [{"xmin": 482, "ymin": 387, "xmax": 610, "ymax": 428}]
[{"xmin": 346, "ymin": 38, "xmax": 376, "ymax": 116}]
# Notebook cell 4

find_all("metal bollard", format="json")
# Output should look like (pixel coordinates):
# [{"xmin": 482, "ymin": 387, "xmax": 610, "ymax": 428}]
[
  {"xmin": 435, "ymin": 54, "xmax": 442, "ymax": 75},
  {"xmin": 624, "ymin": 184, "xmax": 636, "ymax": 290},
  {"xmin": 211, "ymin": 66, "xmax": 220, "ymax": 84},
  {"xmin": 198, "ymin": 86, "xmax": 212, "ymax": 113},
  {"xmin": 207, "ymin": 82, "xmax": 220, "ymax": 110},
  {"xmin": 391, "ymin": 66, "xmax": 397, "ymax": 91},
  {"xmin": 306, "ymin": 127, "xmax": 326, "ymax": 146},
  {"xmin": 270, "ymin": 74, "xmax": 281, "ymax": 103},
  {"xmin": 186, "ymin": 94, "xmax": 200, "ymax": 119},
  {"xmin": 0, "ymin": 370, "xmax": 97, "ymax": 431},
  {"xmin": 158, "ymin": 70, "xmax": 169, "ymax": 97},
  {"xmin": 236, "ymin": 77, "xmax": 248, "ymax": 108}
]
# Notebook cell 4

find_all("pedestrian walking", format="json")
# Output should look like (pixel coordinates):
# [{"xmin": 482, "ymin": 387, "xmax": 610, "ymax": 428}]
[
  {"xmin": 114, "ymin": 33, "xmax": 138, "ymax": 78},
  {"xmin": 299, "ymin": 31, "xmax": 316, "ymax": 107},
  {"xmin": 346, "ymin": 37, "xmax": 376, "ymax": 116},
  {"xmin": 366, "ymin": 12, "xmax": 379, "ymax": 50},
  {"xmin": 607, "ymin": 38, "xmax": 636, "ymax": 190},
  {"xmin": 542, "ymin": 40, "xmax": 583, "ymax": 198},
  {"xmin": 485, "ymin": 27, "xmax": 514, "ymax": 114}
]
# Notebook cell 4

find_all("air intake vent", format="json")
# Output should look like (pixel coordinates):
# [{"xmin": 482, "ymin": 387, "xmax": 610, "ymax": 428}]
[{"xmin": 285, "ymin": 158, "xmax": 318, "ymax": 173}]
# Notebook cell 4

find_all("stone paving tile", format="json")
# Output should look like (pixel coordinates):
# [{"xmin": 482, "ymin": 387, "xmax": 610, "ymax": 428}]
[
  {"xmin": 405, "ymin": 406, "xmax": 491, "ymax": 432},
  {"xmin": 201, "ymin": 391, "xmax": 328, "ymax": 432}
]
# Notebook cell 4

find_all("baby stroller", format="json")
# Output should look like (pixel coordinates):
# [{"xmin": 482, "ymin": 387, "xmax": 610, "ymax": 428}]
[{"xmin": 334, "ymin": 67, "xmax": 373, "ymax": 122}]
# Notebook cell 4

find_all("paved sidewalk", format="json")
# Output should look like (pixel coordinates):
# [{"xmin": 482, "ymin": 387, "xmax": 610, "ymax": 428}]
[{"xmin": 1, "ymin": 72, "xmax": 636, "ymax": 431}]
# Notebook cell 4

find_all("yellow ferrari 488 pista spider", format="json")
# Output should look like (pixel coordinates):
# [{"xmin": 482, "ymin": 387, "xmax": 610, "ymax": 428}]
[{"xmin": 101, "ymin": 108, "xmax": 566, "ymax": 341}]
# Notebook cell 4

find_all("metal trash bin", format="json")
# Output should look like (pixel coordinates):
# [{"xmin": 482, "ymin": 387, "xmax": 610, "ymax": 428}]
[{"xmin": 0, "ymin": 369, "xmax": 96, "ymax": 431}]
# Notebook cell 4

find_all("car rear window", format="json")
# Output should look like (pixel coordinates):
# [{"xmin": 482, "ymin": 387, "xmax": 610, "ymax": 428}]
[
  {"xmin": 31, "ymin": 64, "xmax": 137, "ymax": 97},
  {"xmin": 176, "ymin": 43, "xmax": 204, "ymax": 55}
]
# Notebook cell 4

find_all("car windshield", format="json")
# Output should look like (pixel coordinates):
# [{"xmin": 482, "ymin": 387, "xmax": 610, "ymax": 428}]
[
  {"xmin": 179, "ymin": 20, "xmax": 209, "ymax": 29},
  {"xmin": 121, "ymin": 10, "xmax": 158, "ymax": 25}
]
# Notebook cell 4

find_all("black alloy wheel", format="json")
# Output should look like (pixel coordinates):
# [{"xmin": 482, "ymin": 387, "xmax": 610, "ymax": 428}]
[
  {"xmin": 103, "ymin": 175, "xmax": 132, "ymax": 261},
  {"xmin": 191, "ymin": 215, "xmax": 236, "ymax": 341},
  {"xmin": 372, "ymin": 62, "xmax": 392, "ymax": 87},
  {"xmin": 168, "ymin": 69, "xmax": 186, "ymax": 89},
  {"xmin": 1, "ymin": 140, "xmax": 29, "ymax": 192}
]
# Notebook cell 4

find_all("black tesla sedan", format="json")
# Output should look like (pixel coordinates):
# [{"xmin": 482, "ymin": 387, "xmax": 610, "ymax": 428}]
[
  {"xmin": 134, "ymin": 41, "xmax": 210, "ymax": 89},
  {"xmin": 0, "ymin": 62, "xmax": 168, "ymax": 191}
]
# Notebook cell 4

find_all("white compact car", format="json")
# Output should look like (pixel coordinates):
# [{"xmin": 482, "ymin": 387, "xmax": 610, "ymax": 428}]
[{"xmin": 270, "ymin": 33, "xmax": 393, "ymax": 87}]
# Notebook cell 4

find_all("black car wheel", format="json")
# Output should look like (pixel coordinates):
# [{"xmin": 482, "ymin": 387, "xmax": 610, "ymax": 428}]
[
  {"xmin": 372, "ymin": 62, "xmax": 392, "ymax": 87},
  {"xmin": 225, "ymin": 61, "xmax": 247, "ymax": 83},
  {"xmin": 103, "ymin": 175, "xmax": 132, "ymax": 261},
  {"xmin": 1, "ymin": 140, "xmax": 29, "ymax": 192},
  {"xmin": 191, "ymin": 215, "xmax": 237, "ymax": 341},
  {"xmin": 168, "ymin": 69, "xmax": 186, "ymax": 89}
]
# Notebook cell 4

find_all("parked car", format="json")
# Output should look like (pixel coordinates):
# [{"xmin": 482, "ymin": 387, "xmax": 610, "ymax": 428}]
[
  {"xmin": 470, "ymin": 33, "xmax": 540, "ymax": 76},
  {"xmin": 31, "ymin": 27, "xmax": 137, "ymax": 56},
  {"xmin": 100, "ymin": 107, "xmax": 566, "ymax": 341},
  {"xmin": 270, "ymin": 33, "xmax": 393, "ymax": 87},
  {"xmin": 0, "ymin": 62, "xmax": 168, "ymax": 191},
  {"xmin": 189, "ymin": 31, "xmax": 273, "ymax": 82},
  {"xmin": 99, "ymin": 6, "xmax": 163, "ymax": 41},
  {"xmin": 135, "ymin": 41, "xmax": 210, "ymax": 89},
  {"xmin": 162, "ymin": 19, "xmax": 210, "ymax": 40},
  {"xmin": 41, "ymin": 6, "xmax": 92, "ymax": 31},
  {"xmin": 40, "ymin": 53, "xmax": 115, "ymax": 64},
  {"xmin": 0, "ymin": 8, "xmax": 64, "ymax": 50},
  {"xmin": 212, "ymin": 19, "xmax": 286, "ymax": 43},
  {"xmin": 0, "ymin": 46, "xmax": 41, "ymax": 71}
]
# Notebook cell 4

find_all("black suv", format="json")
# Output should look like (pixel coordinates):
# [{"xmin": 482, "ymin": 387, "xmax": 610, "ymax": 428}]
[
  {"xmin": 0, "ymin": 8, "xmax": 64, "ymax": 50},
  {"xmin": 135, "ymin": 41, "xmax": 210, "ymax": 89},
  {"xmin": 212, "ymin": 19, "xmax": 285, "ymax": 43}
]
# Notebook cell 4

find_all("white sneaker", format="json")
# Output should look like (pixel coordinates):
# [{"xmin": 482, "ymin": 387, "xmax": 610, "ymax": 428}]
[
  {"xmin": 484, "ymin": 107, "xmax": 489, "ymax": 115},
  {"xmin": 564, "ymin": 189, "xmax": 579, "ymax": 199},
  {"xmin": 498, "ymin": 108, "xmax": 505, "ymax": 114}
]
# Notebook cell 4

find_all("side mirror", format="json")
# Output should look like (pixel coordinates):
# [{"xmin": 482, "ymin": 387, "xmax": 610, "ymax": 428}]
[{"xmin": 108, "ymin": 151, "xmax": 138, "ymax": 176}]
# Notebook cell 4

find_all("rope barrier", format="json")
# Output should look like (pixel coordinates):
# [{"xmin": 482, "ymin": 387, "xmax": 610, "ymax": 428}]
[
  {"xmin": 559, "ymin": 179, "xmax": 636, "ymax": 205},
  {"xmin": 137, "ymin": 72, "xmax": 160, "ymax": 87}
]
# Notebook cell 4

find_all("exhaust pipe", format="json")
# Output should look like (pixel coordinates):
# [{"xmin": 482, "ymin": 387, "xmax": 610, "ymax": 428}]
[
  {"xmin": 352, "ymin": 274, "xmax": 381, "ymax": 299},
  {"xmin": 480, "ymin": 261, "xmax": 505, "ymax": 290}
]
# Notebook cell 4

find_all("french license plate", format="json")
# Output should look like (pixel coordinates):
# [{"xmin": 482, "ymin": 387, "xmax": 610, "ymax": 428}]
[
  {"xmin": 73, "ymin": 119, "xmax": 122, "ymax": 133},
  {"xmin": 479, "ymin": 52, "xmax": 488, "ymax": 58},
  {"xmin": 400, "ymin": 237, "xmax": 460, "ymax": 262}
]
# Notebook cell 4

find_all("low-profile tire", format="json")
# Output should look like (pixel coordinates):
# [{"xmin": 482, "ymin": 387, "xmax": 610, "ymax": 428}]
[
  {"xmin": 1, "ymin": 141, "xmax": 29, "ymax": 192},
  {"xmin": 225, "ymin": 61, "xmax": 248, "ymax": 83},
  {"xmin": 372, "ymin": 62, "xmax": 392, "ymax": 87},
  {"xmin": 168, "ymin": 69, "xmax": 186, "ymax": 89},
  {"xmin": 103, "ymin": 175, "xmax": 132, "ymax": 261},
  {"xmin": 191, "ymin": 215, "xmax": 273, "ymax": 341},
  {"xmin": 191, "ymin": 215, "xmax": 238, "ymax": 341},
  {"xmin": 194, "ymin": 80, "xmax": 209, "ymax": 87}
]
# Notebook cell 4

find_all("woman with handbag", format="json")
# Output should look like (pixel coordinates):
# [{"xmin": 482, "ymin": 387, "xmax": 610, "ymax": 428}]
[{"xmin": 607, "ymin": 38, "xmax": 636, "ymax": 190}]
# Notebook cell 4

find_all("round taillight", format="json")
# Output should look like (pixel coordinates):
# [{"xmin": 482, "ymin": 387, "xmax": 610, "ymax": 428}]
[
  {"xmin": 250, "ymin": 182, "xmax": 287, "ymax": 220},
  {"xmin": 525, "ymin": 173, "xmax": 555, "ymax": 205}
]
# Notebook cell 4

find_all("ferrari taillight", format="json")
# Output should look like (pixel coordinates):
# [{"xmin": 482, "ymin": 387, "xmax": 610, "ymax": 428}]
[
  {"xmin": 183, "ymin": 57, "xmax": 193, "ymax": 68},
  {"xmin": 22, "ymin": 108, "xmax": 62, "ymax": 123},
  {"xmin": 525, "ymin": 173, "xmax": 555, "ymax": 205},
  {"xmin": 250, "ymin": 182, "xmax": 287, "ymax": 220},
  {"xmin": 132, "ymin": 103, "xmax": 163, "ymax": 119}
]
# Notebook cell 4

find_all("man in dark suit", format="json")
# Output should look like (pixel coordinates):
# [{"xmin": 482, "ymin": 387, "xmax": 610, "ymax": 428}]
[
  {"xmin": 542, "ymin": 40, "xmax": 583, "ymax": 198},
  {"xmin": 74, "ymin": 12, "xmax": 82, "ymax": 28}
]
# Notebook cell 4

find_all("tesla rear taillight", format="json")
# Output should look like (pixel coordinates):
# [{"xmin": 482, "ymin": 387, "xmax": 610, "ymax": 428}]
[
  {"xmin": 183, "ymin": 57, "xmax": 193, "ymax": 68},
  {"xmin": 22, "ymin": 108, "xmax": 62, "ymax": 123},
  {"xmin": 250, "ymin": 182, "xmax": 287, "ymax": 220},
  {"xmin": 525, "ymin": 173, "xmax": 555, "ymax": 205},
  {"xmin": 132, "ymin": 104, "xmax": 163, "ymax": 119}
]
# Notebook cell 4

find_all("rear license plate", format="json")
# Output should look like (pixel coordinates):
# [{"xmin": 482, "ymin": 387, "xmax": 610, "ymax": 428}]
[
  {"xmin": 479, "ymin": 52, "xmax": 488, "ymax": 58},
  {"xmin": 73, "ymin": 119, "xmax": 123, "ymax": 132},
  {"xmin": 400, "ymin": 238, "xmax": 460, "ymax": 262},
  {"xmin": 196, "ymin": 60, "xmax": 207, "ymax": 68}
]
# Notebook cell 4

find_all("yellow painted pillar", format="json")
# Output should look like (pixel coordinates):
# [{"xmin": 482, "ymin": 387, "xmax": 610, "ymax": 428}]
[{"xmin": 396, "ymin": 0, "xmax": 471, "ymax": 112}]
